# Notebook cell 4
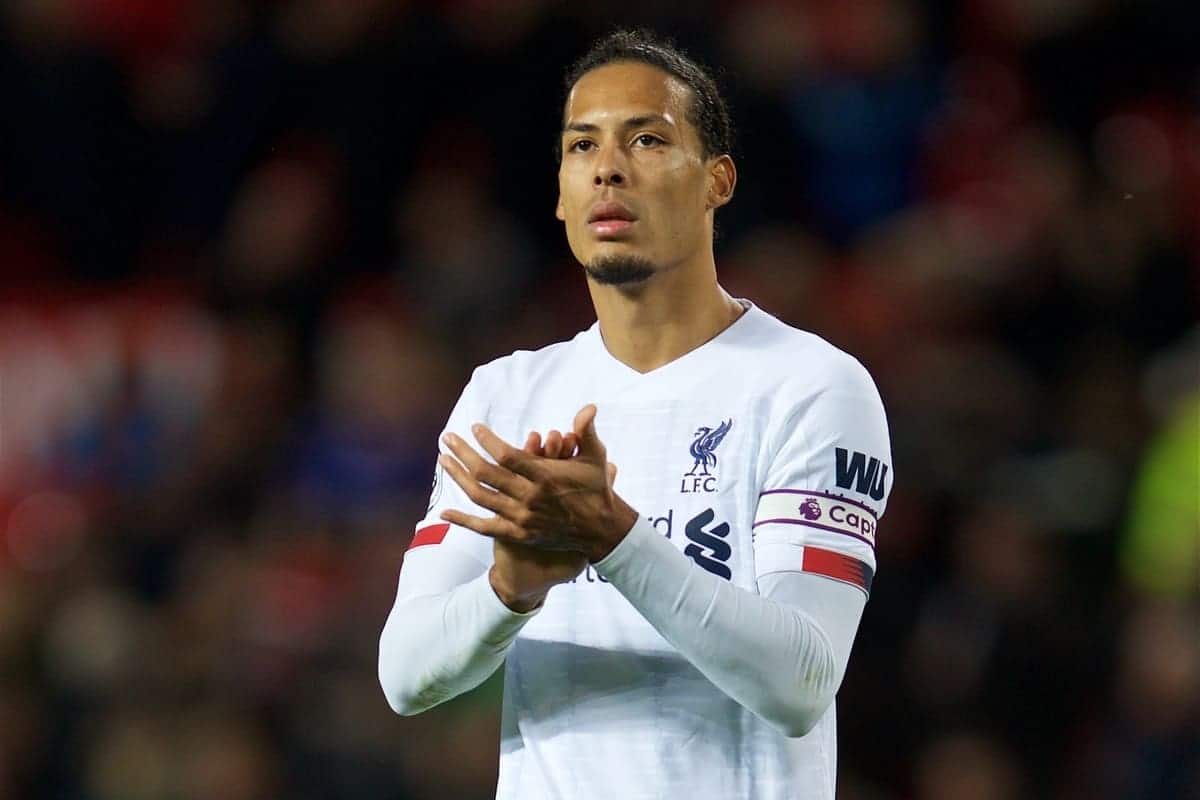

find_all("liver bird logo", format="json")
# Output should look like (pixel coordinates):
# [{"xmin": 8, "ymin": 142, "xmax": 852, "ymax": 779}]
[{"xmin": 685, "ymin": 419, "xmax": 733, "ymax": 477}]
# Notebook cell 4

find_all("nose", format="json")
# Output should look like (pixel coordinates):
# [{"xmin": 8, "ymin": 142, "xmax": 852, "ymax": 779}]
[
  {"xmin": 593, "ymin": 144, "xmax": 627, "ymax": 187},
  {"xmin": 594, "ymin": 169, "xmax": 624, "ymax": 186}
]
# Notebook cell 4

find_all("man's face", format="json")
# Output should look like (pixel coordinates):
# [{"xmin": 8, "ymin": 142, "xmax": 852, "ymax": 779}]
[{"xmin": 556, "ymin": 61, "xmax": 721, "ymax": 282}]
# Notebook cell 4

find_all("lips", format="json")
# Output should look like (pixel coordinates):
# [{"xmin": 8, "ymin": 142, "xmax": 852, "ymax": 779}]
[
  {"xmin": 587, "ymin": 201, "xmax": 636, "ymax": 224},
  {"xmin": 587, "ymin": 201, "xmax": 637, "ymax": 237},
  {"xmin": 588, "ymin": 219, "xmax": 635, "ymax": 237}
]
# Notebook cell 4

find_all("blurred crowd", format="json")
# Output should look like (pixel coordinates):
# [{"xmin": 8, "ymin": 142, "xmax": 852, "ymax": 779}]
[{"xmin": 0, "ymin": 0, "xmax": 1197, "ymax": 798}]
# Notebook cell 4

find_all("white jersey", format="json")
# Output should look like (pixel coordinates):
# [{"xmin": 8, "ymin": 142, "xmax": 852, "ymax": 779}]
[{"xmin": 406, "ymin": 300, "xmax": 891, "ymax": 799}]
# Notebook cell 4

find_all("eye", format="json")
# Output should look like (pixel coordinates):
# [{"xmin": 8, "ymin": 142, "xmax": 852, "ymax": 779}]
[
  {"xmin": 568, "ymin": 139, "xmax": 594, "ymax": 153},
  {"xmin": 634, "ymin": 134, "xmax": 663, "ymax": 147}
]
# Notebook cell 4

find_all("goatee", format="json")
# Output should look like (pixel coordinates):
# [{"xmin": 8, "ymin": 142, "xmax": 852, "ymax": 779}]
[{"xmin": 585, "ymin": 254, "xmax": 656, "ymax": 286}]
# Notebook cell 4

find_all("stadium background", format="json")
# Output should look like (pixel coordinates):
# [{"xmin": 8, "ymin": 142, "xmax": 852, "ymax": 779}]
[{"xmin": 0, "ymin": 1, "xmax": 1196, "ymax": 797}]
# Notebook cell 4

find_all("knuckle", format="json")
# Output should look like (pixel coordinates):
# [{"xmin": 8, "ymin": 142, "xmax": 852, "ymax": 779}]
[{"xmin": 515, "ymin": 507, "xmax": 534, "ymax": 529}]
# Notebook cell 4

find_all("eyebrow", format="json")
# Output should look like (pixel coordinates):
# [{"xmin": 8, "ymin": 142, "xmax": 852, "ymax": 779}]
[{"xmin": 562, "ymin": 114, "xmax": 675, "ymax": 135}]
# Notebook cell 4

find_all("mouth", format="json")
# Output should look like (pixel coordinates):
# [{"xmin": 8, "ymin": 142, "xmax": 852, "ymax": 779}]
[
  {"xmin": 587, "ymin": 218, "xmax": 636, "ymax": 238},
  {"xmin": 587, "ymin": 201, "xmax": 638, "ymax": 239}
]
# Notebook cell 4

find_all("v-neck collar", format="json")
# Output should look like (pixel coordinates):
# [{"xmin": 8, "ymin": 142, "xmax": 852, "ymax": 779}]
[{"xmin": 583, "ymin": 299, "xmax": 762, "ymax": 386}]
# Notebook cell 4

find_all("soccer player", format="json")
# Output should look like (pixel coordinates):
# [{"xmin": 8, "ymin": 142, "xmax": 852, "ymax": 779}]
[{"xmin": 379, "ymin": 29, "xmax": 892, "ymax": 800}]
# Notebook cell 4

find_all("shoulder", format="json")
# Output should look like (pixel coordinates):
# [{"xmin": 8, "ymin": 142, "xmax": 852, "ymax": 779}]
[
  {"xmin": 466, "ymin": 326, "xmax": 594, "ymax": 395},
  {"xmin": 739, "ymin": 304, "xmax": 880, "ymax": 399}
]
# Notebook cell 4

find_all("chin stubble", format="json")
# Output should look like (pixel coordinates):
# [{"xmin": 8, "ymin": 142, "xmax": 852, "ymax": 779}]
[{"xmin": 584, "ymin": 254, "xmax": 657, "ymax": 286}]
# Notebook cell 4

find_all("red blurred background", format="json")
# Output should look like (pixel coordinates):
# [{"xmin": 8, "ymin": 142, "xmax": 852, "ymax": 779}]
[{"xmin": 0, "ymin": 1, "xmax": 1196, "ymax": 798}]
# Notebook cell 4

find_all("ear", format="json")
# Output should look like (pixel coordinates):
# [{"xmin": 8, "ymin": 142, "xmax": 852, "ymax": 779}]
[{"xmin": 706, "ymin": 155, "xmax": 737, "ymax": 211}]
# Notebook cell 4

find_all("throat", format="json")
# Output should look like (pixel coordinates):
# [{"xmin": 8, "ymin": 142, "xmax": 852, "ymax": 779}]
[{"xmin": 596, "ymin": 294, "xmax": 748, "ymax": 374}]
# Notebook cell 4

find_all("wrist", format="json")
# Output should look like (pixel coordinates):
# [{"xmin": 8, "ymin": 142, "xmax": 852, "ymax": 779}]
[
  {"xmin": 488, "ymin": 565, "xmax": 546, "ymax": 613},
  {"xmin": 588, "ymin": 498, "xmax": 639, "ymax": 563}
]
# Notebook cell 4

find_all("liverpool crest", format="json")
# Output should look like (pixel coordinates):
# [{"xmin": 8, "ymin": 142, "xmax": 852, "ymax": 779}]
[{"xmin": 681, "ymin": 419, "xmax": 733, "ymax": 494}]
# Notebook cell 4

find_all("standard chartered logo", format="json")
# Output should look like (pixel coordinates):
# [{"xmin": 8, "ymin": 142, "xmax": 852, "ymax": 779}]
[
  {"xmin": 682, "ymin": 508, "xmax": 732, "ymax": 580},
  {"xmin": 569, "ymin": 507, "xmax": 736, "ymax": 585}
]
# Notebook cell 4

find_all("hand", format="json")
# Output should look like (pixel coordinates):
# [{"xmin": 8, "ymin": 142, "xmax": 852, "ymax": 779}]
[
  {"xmin": 439, "ymin": 404, "xmax": 637, "ymax": 564},
  {"xmin": 523, "ymin": 428, "xmax": 578, "ymax": 461},
  {"xmin": 488, "ymin": 429, "xmax": 588, "ymax": 612}
]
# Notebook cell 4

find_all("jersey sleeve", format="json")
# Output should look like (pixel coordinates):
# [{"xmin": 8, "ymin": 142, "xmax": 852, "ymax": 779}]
[
  {"xmin": 753, "ymin": 355, "xmax": 892, "ymax": 596},
  {"xmin": 380, "ymin": 369, "xmax": 543, "ymax": 716},
  {"xmin": 407, "ymin": 369, "xmax": 495, "ymax": 568}
]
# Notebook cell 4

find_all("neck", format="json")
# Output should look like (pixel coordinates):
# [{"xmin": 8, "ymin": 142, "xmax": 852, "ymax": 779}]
[{"xmin": 586, "ymin": 252, "xmax": 745, "ymax": 373}]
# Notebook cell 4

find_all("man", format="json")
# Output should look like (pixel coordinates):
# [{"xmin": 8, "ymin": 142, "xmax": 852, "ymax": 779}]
[{"xmin": 379, "ymin": 29, "xmax": 892, "ymax": 800}]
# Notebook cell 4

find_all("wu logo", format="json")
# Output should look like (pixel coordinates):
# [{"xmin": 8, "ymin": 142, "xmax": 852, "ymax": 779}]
[
  {"xmin": 683, "ymin": 508, "xmax": 732, "ymax": 580},
  {"xmin": 834, "ymin": 448, "xmax": 888, "ymax": 501},
  {"xmin": 681, "ymin": 419, "xmax": 733, "ymax": 494}
]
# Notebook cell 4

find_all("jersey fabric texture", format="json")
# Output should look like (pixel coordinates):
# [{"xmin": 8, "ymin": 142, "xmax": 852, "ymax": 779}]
[{"xmin": 400, "ymin": 301, "xmax": 891, "ymax": 799}]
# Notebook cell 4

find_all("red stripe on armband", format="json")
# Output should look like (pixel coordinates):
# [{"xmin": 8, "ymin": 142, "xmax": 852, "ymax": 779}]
[
  {"xmin": 801, "ymin": 547, "xmax": 874, "ymax": 594},
  {"xmin": 409, "ymin": 523, "xmax": 450, "ymax": 549}
]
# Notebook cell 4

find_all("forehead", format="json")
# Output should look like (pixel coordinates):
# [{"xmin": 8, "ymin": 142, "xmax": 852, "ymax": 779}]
[{"xmin": 563, "ymin": 61, "xmax": 693, "ymax": 129}]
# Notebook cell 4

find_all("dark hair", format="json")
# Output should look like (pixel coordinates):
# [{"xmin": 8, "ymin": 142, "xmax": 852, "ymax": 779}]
[{"xmin": 556, "ymin": 28, "xmax": 734, "ymax": 163}]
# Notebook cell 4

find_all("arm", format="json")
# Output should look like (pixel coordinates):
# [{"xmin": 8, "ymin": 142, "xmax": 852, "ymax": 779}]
[
  {"xmin": 378, "ymin": 546, "xmax": 538, "ymax": 716},
  {"xmin": 379, "ymin": 419, "xmax": 585, "ymax": 715},
  {"xmin": 631, "ymin": 353, "xmax": 889, "ymax": 735},
  {"xmin": 593, "ymin": 517, "xmax": 865, "ymax": 737}
]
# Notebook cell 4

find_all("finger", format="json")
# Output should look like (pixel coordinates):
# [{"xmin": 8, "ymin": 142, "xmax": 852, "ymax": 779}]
[
  {"xmin": 470, "ymin": 424, "xmax": 540, "ymax": 480},
  {"xmin": 606, "ymin": 461, "xmax": 618, "ymax": 489},
  {"xmin": 573, "ymin": 404, "xmax": 606, "ymax": 461},
  {"xmin": 544, "ymin": 429, "xmax": 563, "ymax": 459},
  {"xmin": 438, "ymin": 453, "xmax": 528, "ymax": 520},
  {"xmin": 439, "ymin": 508, "xmax": 524, "ymax": 542},
  {"xmin": 561, "ymin": 432, "xmax": 579, "ymax": 457},
  {"xmin": 443, "ymin": 432, "xmax": 532, "ymax": 497},
  {"xmin": 523, "ymin": 431, "xmax": 543, "ymax": 456}
]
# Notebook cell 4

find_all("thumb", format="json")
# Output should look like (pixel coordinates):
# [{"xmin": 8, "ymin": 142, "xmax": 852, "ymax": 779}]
[{"xmin": 573, "ymin": 404, "xmax": 605, "ymax": 460}]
